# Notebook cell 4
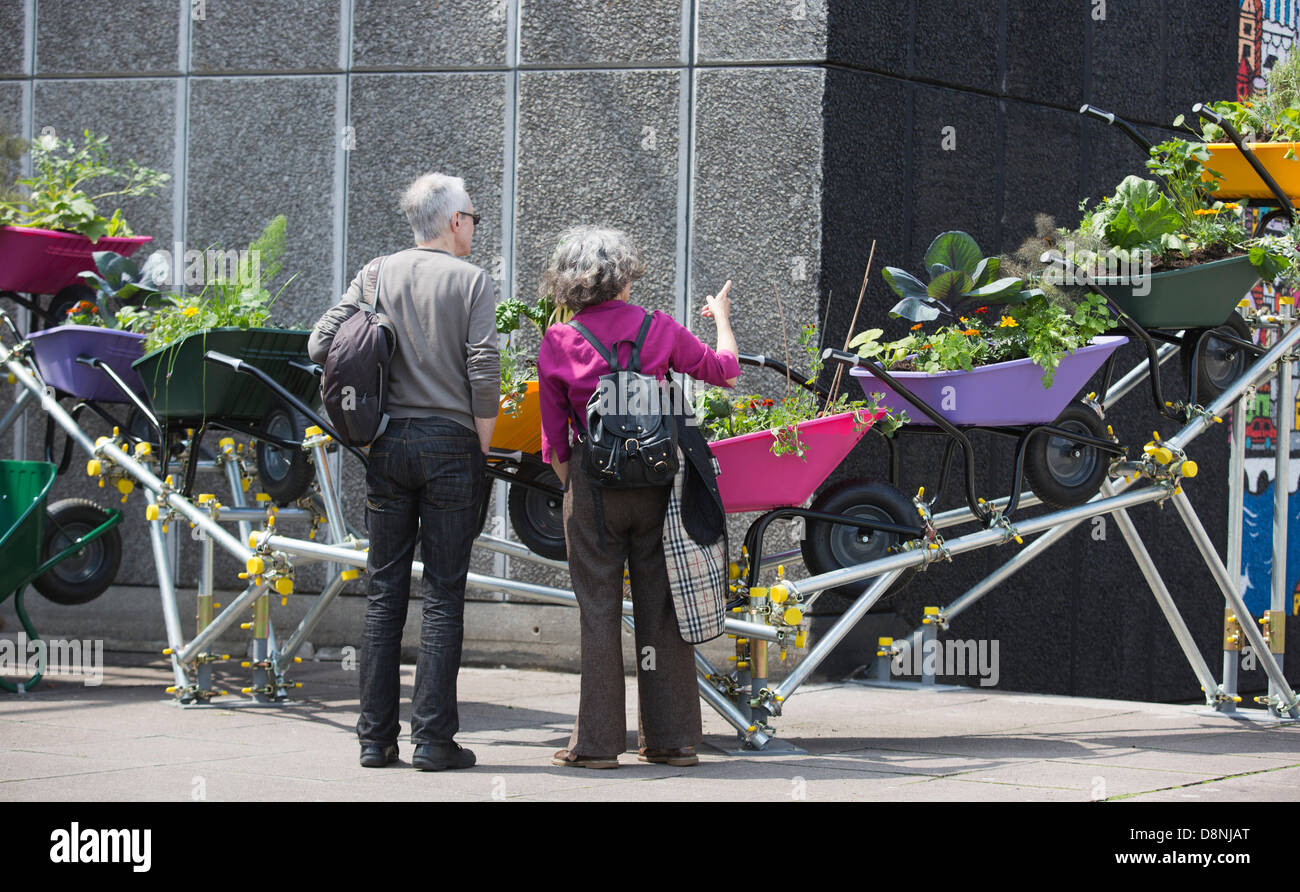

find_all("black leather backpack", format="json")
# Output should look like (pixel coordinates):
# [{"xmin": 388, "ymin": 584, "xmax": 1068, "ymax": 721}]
[{"xmin": 570, "ymin": 309, "xmax": 679, "ymax": 488}]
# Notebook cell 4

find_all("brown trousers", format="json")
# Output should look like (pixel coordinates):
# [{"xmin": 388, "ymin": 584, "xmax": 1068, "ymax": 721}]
[{"xmin": 562, "ymin": 465, "xmax": 703, "ymax": 755}]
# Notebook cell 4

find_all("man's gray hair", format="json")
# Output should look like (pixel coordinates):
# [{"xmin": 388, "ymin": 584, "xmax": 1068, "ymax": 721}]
[
  {"xmin": 400, "ymin": 172, "xmax": 470, "ymax": 244},
  {"xmin": 540, "ymin": 225, "xmax": 646, "ymax": 311}
]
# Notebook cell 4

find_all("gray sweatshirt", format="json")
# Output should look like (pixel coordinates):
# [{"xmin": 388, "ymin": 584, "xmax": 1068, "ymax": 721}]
[{"xmin": 308, "ymin": 247, "xmax": 500, "ymax": 433}]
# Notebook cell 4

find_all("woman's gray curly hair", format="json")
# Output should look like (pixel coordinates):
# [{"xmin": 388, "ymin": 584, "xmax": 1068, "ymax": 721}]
[{"xmin": 539, "ymin": 226, "xmax": 646, "ymax": 311}]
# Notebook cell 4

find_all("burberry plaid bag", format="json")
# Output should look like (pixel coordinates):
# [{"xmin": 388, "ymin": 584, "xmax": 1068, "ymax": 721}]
[{"xmin": 661, "ymin": 449, "xmax": 727, "ymax": 644}]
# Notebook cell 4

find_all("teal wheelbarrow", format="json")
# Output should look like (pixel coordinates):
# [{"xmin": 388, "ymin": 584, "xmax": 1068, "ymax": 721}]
[{"xmin": 0, "ymin": 460, "xmax": 122, "ymax": 693}]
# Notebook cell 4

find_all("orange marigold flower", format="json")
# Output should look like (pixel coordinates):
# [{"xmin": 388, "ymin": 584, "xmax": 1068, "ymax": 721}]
[
  {"xmin": 963, "ymin": 328, "xmax": 979, "ymax": 336},
  {"xmin": 1223, "ymin": 202, "xmax": 1240, "ymax": 210},
  {"xmin": 910, "ymin": 323, "xmax": 923, "ymax": 331}
]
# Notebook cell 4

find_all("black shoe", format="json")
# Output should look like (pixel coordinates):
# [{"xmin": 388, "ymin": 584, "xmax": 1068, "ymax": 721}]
[
  {"xmin": 412, "ymin": 741, "xmax": 476, "ymax": 771},
  {"xmin": 360, "ymin": 743, "xmax": 399, "ymax": 768}
]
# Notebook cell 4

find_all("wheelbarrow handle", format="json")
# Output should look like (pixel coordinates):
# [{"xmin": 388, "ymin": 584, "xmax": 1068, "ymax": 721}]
[
  {"xmin": 202, "ymin": 349, "xmax": 368, "ymax": 466},
  {"xmin": 0, "ymin": 305, "xmax": 25, "ymax": 347},
  {"xmin": 1079, "ymin": 103, "xmax": 1153, "ymax": 153},
  {"xmin": 288, "ymin": 358, "xmax": 321, "ymax": 377},
  {"xmin": 1193, "ymin": 102, "xmax": 1296, "ymax": 220},
  {"xmin": 73, "ymin": 354, "xmax": 165, "ymax": 446},
  {"xmin": 820, "ymin": 347, "xmax": 861, "ymax": 368},
  {"xmin": 204, "ymin": 350, "xmax": 244, "ymax": 373},
  {"xmin": 737, "ymin": 351, "xmax": 828, "ymax": 397}
]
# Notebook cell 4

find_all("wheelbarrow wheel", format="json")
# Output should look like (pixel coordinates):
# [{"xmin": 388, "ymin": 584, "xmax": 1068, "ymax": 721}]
[
  {"xmin": 1022, "ymin": 402, "xmax": 1109, "ymax": 510},
  {"xmin": 1181, "ymin": 312, "xmax": 1252, "ymax": 404},
  {"xmin": 507, "ymin": 467, "xmax": 567, "ymax": 561},
  {"xmin": 801, "ymin": 479, "xmax": 918, "ymax": 609},
  {"xmin": 255, "ymin": 402, "xmax": 315, "ymax": 505},
  {"xmin": 32, "ymin": 498, "xmax": 122, "ymax": 605},
  {"xmin": 43, "ymin": 283, "xmax": 95, "ymax": 330}
]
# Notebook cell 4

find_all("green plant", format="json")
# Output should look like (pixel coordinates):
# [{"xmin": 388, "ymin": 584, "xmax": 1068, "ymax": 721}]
[
  {"xmin": 143, "ymin": 216, "xmax": 296, "ymax": 353},
  {"xmin": 64, "ymin": 250, "xmax": 170, "ymax": 330},
  {"xmin": 692, "ymin": 322, "xmax": 893, "ymax": 458},
  {"xmin": 1045, "ymin": 172, "xmax": 1290, "ymax": 278},
  {"xmin": 496, "ymin": 294, "xmax": 556, "ymax": 416},
  {"xmin": 0, "ymin": 130, "xmax": 168, "ymax": 241},
  {"xmin": 883, "ymin": 231, "xmax": 1041, "ymax": 324},
  {"xmin": 849, "ymin": 289, "xmax": 1114, "ymax": 389}
]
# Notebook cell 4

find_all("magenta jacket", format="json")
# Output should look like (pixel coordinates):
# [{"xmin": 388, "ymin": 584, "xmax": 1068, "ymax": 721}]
[{"xmin": 537, "ymin": 299, "xmax": 740, "ymax": 464}]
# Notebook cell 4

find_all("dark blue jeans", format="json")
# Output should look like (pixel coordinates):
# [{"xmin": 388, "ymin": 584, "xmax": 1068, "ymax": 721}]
[{"xmin": 357, "ymin": 416, "xmax": 486, "ymax": 747}]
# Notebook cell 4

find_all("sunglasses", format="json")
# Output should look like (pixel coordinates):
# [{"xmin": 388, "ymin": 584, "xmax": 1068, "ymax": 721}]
[{"xmin": 457, "ymin": 211, "xmax": 482, "ymax": 226}]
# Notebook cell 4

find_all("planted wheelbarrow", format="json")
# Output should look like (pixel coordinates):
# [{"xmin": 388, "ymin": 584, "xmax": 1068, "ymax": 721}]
[
  {"xmin": 0, "ymin": 460, "xmax": 123, "ymax": 692},
  {"xmin": 132, "ymin": 327, "xmax": 317, "ymax": 423},
  {"xmin": 708, "ymin": 407, "xmax": 921, "ymax": 603},
  {"xmin": 1089, "ymin": 255, "xmax": 1261, "ymax": 329},
  {"xmin": 1202, "ymin": 143, "xmax": 1300, "ymax": 202},
  {"xmin": 492, "ymin": 380, "xmax": 543, "ymax": 454},
  {"xmin": 849, "ymin": 335, "xmax": 1128, "ymax": 427},
  {"xmin": 710, "ymin": 408, "xmax": 886, "ymax": 512},
  {"xmin": 0, "ymin": 226, "xmax": 152, "ymax": 295},
  {"xmin": 25, "ymin": 325, "xmax": 147, "ymax": 402}
]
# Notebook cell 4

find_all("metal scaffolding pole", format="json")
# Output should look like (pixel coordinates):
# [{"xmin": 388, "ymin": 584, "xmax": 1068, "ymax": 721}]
[{"xmin": 1171, "ymin": 489, "xmax": 1300, "ymax": 717}]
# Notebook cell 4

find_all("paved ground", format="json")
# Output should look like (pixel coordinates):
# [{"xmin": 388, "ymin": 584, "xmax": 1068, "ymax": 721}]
[{"xmin": 1, "ymin": 657, "xmax": 1298, "ymax": 802}]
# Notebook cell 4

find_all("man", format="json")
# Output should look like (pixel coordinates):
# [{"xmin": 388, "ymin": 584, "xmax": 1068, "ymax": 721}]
[{"xmin": 308, "ymin": 173, "xmax": 498, "ymax": 771}]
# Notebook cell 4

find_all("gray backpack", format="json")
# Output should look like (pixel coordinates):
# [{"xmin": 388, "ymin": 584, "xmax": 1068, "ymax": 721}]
[{"xmin": 320, "ymin": 256, "xmax": 394, "ymax": 447}]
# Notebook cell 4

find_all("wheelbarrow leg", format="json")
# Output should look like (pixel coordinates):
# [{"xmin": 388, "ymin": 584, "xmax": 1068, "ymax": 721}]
[
  {"xmin": 0, "ymin": 588, "xmax": 45, "ymax": 693},
  {"xmin": 148, "ymin": 517, "xmax": 193, "ymax": 696}
]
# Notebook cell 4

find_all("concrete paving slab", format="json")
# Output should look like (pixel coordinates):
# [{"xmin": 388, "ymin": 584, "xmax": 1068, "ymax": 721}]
[
  {"xmin": 2, "ymin": 660, "xmax": 1298, "ymax": 801},
  {"xmin": 953, "ymin": 759, "xmax": 1220, "ymax": 797},
  {"xmin": 1047, "ymin": 749, "xmax": 1300, "ymax": 777},
  {"xmin": 1119, "ymin": 765, "xmax": 1300, "ymax": 802}
]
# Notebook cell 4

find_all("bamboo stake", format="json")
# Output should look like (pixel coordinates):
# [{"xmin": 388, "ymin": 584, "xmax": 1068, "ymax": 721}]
[
  {"xmin": 774, "ymin": 283, "xmax": 792, "ymax": 401},
  {"xmin": 825, "ymin": 239, "xmax": 877, "ymax": 411}
]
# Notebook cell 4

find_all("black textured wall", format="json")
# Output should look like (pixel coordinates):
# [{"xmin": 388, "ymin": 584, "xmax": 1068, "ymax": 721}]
[{"xmin": 812, "ymin": 1, "xmax": 1298, "ymax": 702}]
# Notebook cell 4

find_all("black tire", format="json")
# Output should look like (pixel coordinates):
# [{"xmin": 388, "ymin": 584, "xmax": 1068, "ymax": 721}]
[
  {"xmin": 800, "ymin": 479, "xmax": 919, "ymax": 607},
  {"xmin": 507, "ymin": 468, "xmax": 567, "ymax": 561},
  {"xmin": 255, "ymin": 402, "xmax": 315, "ymax": 505},
  {"xmin": 42, "ymin": 283, "xmax": 95, "ymax": 330},
  {"xmin": 1022, "ymin": 402, "xmax": 1110, "ymax": 510},
  {"xmin": 1180, "ymin": 312, "xmax": 1253, "ymax": 404},
  {"xmin": 126, "ymin": 406, "xmax": 163, "ymax": 451},
  {"xmin": 32, "ymin": 498, "xmax": 122, "ymax": 605}
]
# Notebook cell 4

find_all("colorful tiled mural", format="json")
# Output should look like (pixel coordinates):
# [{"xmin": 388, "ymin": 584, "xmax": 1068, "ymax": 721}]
[{"xmin": 1237, "ymin": 0, "xmax": 1300, "ymax": 617}]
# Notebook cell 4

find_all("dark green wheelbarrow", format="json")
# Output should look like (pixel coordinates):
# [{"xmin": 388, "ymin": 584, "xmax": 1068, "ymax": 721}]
[{"xmin": 0, "ymin": 460, "xmax": 122, "ymax": 693}]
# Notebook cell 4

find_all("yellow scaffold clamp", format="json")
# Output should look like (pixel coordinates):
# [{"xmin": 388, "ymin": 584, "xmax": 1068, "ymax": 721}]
[
  {"xmin": 920, "ymin": 606, "xmax": 949, "ymax": 630},
  {"xmin": 987, "ymin": 510, "xmax": 1024, "ymax": 546}
]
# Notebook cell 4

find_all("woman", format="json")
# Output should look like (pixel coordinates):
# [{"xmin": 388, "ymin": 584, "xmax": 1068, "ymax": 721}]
[{"xmin": 536, "ymin": 226, "xmax": 740, "ymax": 768}]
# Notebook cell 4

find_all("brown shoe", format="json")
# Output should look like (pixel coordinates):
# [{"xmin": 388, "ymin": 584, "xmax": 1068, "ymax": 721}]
[
  {"xmin": 551, "ymin": 749, "xmax": 619, "ymax": 769},
  {"xmin": 638, "ymin": 746, "xmax": 699, "ymax": 766}
]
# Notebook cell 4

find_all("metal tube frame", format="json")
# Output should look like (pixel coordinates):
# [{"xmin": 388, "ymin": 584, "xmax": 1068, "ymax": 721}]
[{"xmin": 871, "ymin": 315, "xmax": 1300, "ymax": 720}]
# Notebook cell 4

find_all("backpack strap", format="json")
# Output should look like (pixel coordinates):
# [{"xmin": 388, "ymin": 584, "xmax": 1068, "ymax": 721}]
[
  {"xmin": 568, "ymin": 309, "xmax": 655, "ymax": 373},
  {"xmin": 361, "ymin": 255, "xmax": 387, "ymax": 310},
  {"xmin": 568, "ymin": 319, "xmax": 621, "ymax": 371},
  {"xmin": 627, "ymin": 310, "xmax": 654, "ymax": 373}
]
